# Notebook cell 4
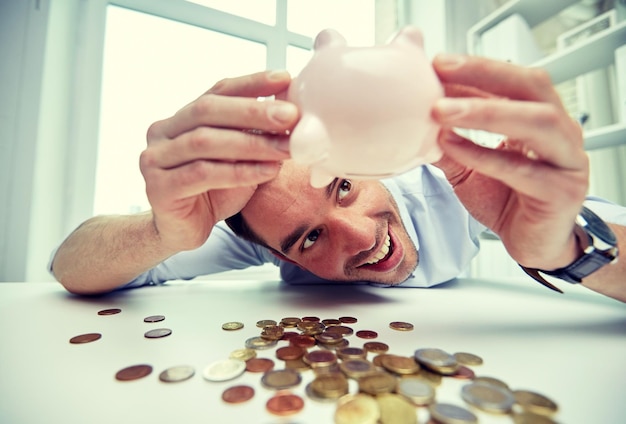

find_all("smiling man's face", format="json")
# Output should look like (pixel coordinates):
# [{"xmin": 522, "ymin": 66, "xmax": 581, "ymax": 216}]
[{"xmin": 241, "ymin": 160, "xmax": 418, "ymax": 285}]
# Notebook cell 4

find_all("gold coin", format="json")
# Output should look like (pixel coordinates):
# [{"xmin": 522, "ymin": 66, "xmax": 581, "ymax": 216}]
[
  {"xmin": 429, "ymin": 402, "xmax": 477, "ymax": 424},
  {"xmin": 256, "ymin": 319, "xmax": 277, "ymax": 328},
  {"xmin": 513, "ymin": 390, "xmax": 558, "ymax": 416},
  {"xmin": 512, "ymin": 411, "xmax": 558, "ymax": 424},
  {"xmin": 245, "ymin": 336, "xmax": 277, "ymax": 350},
  {"xmin": 461, "ymin": 382, "xmax": 515, "ymax": 414},
  {"xmin": 260, "ymin": 369, "xmax": 302, "ymax": 390},
  {"xmin": 376, "ymin": 393, "xmax": 417, "ymax": 424},
  {"xmin": 339, "ymin": 358, "xmax": 376, "ymax": 379},
  {"xmin": 416, "ymin": 368, "xmax": 442, "ymax": 386},
  {"xmin": 334, "ymin": 394, "xmax": 381, "ymax": 424},
  {"xmin": 453, "ymin": 352, "xmax": 483, "ymax": 366},
  {"xmin": 358, "ymin": 371, "xmax": 397, "ymax": 395},
  {"xmin": 261, "ymin": 324, "xmax": 285, "ymax": 340},
  {"xmin": 397, "ymin": 376, "xmax": 435, "ymax": 405},
  {"xmin": 381, "ymin": 354, "xmax": 420, "ymax": 375},
  {"xmin": 414, "ymin": 348, "xmax": 458, "ymax": 375},
  {"xmin": 284, "ymin": 357, "xmax": 311, "ymax": 372},
  {"xmin": 310, "ymin": 373, "xmax": 349, "ymax": 399},
  {"xmin": 280, "ymin": 317, "xmax": 301, "ymax": 327},
  {"xmin": 389, "ymin": 321, "xmax": 414, "ymax": 331},
  {"xmin": 229, "ymin": 348, "xmax": 257, "ymax": 361},
  {"xmin": 221, "ymin": 321, "xmax": 244, "ymax": 331}
]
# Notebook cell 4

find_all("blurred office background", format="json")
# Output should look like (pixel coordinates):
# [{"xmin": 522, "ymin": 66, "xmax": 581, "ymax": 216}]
[{"xmin": 1, "ymin": 0, "xmax": 625, "ymax": 282}]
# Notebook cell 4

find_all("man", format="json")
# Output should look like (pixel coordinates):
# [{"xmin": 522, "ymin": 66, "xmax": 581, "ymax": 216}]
[{"xmin": 50, "ymin": 54, "xmax": 626, "ymax": 302}]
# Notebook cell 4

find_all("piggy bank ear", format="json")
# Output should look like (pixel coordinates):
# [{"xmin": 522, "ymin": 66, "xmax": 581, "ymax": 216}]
[
  {"xmin": 388, "ymin": 26, "xmax": 424, "ymax": 48},
  {"xmin": 314, "ymin": 28, "xmax": 347, "ymax": 50}
]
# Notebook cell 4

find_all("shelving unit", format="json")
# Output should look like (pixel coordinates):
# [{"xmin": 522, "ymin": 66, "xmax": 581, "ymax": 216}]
[{"xmin": 467, "ymin": 0, "xmax": 626, "ymax": 151}]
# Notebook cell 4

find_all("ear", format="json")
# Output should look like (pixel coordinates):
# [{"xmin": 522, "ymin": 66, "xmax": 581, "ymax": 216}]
[{"xmin": 314, "ymin": 28, "xmax": 347, "ymax": 50}]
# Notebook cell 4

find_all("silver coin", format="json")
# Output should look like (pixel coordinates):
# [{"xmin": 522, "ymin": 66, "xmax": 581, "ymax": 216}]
[
  {"xmin": 144, "ymin": 315, "xmax": 165, "ymax": 323},
  {"xmin": 397, "ymin": 377, "xmax": 435, "ymax": 405},
  {"xmin": 144, "ymin": 328, "xmax": 172, "ymax": 338},
  {"xmin": 159, "ymin": 365, "xmax": 195, "ymax": 383},
  {"xmin": 244, "ymin": 336, "xmax": 278, "ymax": 350},
  {"xmin": 429, "ymin": 402, "xmax": 478, "ymax": 424},
  {"xmin": 203, "ymin": 359, "xmax": 246, "ymax": 382},
  {"xmin": 461, "ymin": 382, "xmax": 515, "ymax": 414},
  {"xmin": 260, "ymin": 369, "xmax": 302, "ymax": 390}
]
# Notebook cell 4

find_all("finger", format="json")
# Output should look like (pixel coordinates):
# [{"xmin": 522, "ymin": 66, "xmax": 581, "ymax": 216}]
[
  {"xmin": 433, "ymin": 54, "xmax": 563, "ymax": 106},
  {"xmin": 151, "ymin": 95, "xmax": 299, "ymax": 140},
  {"xmin": 438, "ymin": 132, "xmax": 589, "ymax": 204},
  {"xmin": 206, "ymin": 70, "xmax": 291, "ymax": 98},
  {"xmin": 433, "ymin": 97, "xmax": 584, "ymax": 169},
  {"xmin": 143, "ymin": 128, "xmax": 290, "ymax": 169},
  {"xmin": 146, "ymin": 160, "xmax": 282, "ymax": 201}
]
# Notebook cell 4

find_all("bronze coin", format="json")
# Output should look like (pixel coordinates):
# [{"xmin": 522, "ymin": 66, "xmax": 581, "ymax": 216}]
[
  {"xmin": 281, "ymin": 331, "xmax": 300, "ymax": 341},
  {"xmin": 290, "ymin": 335, "xmax": 316, "ymax": 349},
  {"xmin": 245, "ymin": 357, "xmax": 275, "ymax": 373},
  {"xmin": 389, "ymin": 321, "xmax": 414, "ymax": 331},
  {"xmin": 324, "ymin": 325, "xmax": 354, "ymax": 336},
  {"xmin": 222, "ymin": 385, "xmax": 255, "ymax": 404},
  {"xmin": 364, "ymin": 342, "xmax": 389, "ymax": 354},
  {"xmin": 69, "ymin": 333, "xmax": 102, "ymax": 344},
  {"xmin": 453, "ymin": 365, "xmax": 476, "ymax": 380},
  {"xmin": 338, "ymin": 316, "xmax": 358, "ymax": 324},
  {"xmin": 303, "ymin": 350, "xmax": 338, "ymax": 367},
  {"xmin": 97, "ymin": 308, "xmax": 121, "ymax": 315},
  {"xmin": 301, "ymin": 316, "xmax": 320, "ymax": 322},
  {"xmin": 266, "ymin": 392, "xmax": 305, "ymax": 416},
  {"xmin": 115, "ymin": 364, "xmax": 153, "ymax": 381},
  {"xmin": 356, "ymin": 330, "xmax": 378, "ymax": 339},
  {"xmin": 321, "ymin": 318, "xmax": 342, "ymax": 326},
  {"xmin": 143, "ymin": 315, "xmax": 165, "ymax": 323},
  {"xmin": 276, "ymin": 346, "xmax": 305, "ymax": 361},
  {"xmin": 144, "ymin": 328, "xmax": 172, "ymax": 338}
]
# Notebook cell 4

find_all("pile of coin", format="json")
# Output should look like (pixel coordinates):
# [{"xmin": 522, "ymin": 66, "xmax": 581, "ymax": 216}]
[{"xmin": 75, "ymin": 309, "xmax": 559, "ymax": 423}]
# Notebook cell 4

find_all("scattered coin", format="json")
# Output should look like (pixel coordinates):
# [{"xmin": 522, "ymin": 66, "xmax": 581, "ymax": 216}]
[
  {"xmin": 452, "ymin": 365, "xmax": 475, "ymax": 380},
  {"xmin": 512, "ymin": 411, "xmax": 558, "ymax": 424},
  {"xmin": 303, "ymin": 350, "xmax": 338, "ymax": 368},
  {"xmin": 266, "ymin": 392, "xmax": 305, "ymax": 416},
  {"xmin": 363, "ymin": 341, "xmax": 389, "ymax": 354},
  {"xmin": 229, "ymin": 348, "xmax": 257, "ymax": 361},
  {"xmin": 245, "ymin": 336, "xmax": 278, "ymax": 350},
  {"xmin": 97, "ymin": 308, "xmax": 121, "ymax": 316},
  {"xmin": 144, "ymin": 328, "xmax": 172, "ymax": 339},
  {"xmin": 280, "ymin": 317, "xmax": 301, "ymax": 327},
  {"xmin": 324, "ymin": 325, "xmax": 354, "ymax": 336},
  {"xmin": 339, "ymin": 358, "xmax": 376, "ymax": 379},
  {"xmin": 358, "ymin": 371, "xmax": 397, "ymax": 395},
  {"xmin": 355, "ymin": 330, "xmax": 378, "ymax": 339},
  {"xmin": 397, "ymin": 377, "xmax": 435, "ymax": 406},
  {"xmin": 261, "ymin": 324, "xmax": 285, "ymax": 340},
  {"xmin": 429, "ymin": 402, "xmax": 478, "ymax": 424},
  {"xmin": 245, "ymin": 357, "xmax": 275, "ymax": 373},
  {"xmin": 473, "ymin": 376, "xmax": 510, "ymax": 390},
  {"xmin": 338, "ymin": 316, "xmax": 358, "ymax": 324},
  {"xmin": 221, "ymin": 321, "xmax": 244, "ymax": 331},
  {"xmin": 315, "ymin": 331, "xmax": 344, "ymax": 345},
  {"xmin": 453, "ymin": 351, "xmax": 483, "ymax": 366},
  {"xmin": 261, "ymin": 369, "xmax": 302, "ymax": 390},
  {"xmin": 256, "ymin": 319, "xmax": 277, "ymax": 328},
  {"xmin": 276, "ymin": 345, "xmax": 305, "ymax": 361},
  {"xmin": 389, "ymin": 321, "xmax": 414, "ymax": 331},
  {"xmin": 337, "ymin": 347, "xmax": 367, "ymax": 360},
  {"xmin": 290, "ymin": 335, "xmax": 317, "ymax": 349},
  {"xmin": 513, "ymin": 390, "xmax": 558, "ymax": 416},
  {"xmin": 380, "ymin": 354, "xmax": 421, "ymax": 375},
  {"xmin": 414, "ymin": 348, "xmax": 459, "ymax": 375},
  {"xmin": 322, "ymin": 318, "xmax": 342, "ymax": 326},
  {"xmin": 222, "ymin": 385, "xmax": 255, "ymax": 404},
  {"xmin": 301, "ymin": 316, "xmax": 320, "ymax": 322},
  {"xmin": 310, "ymin": 373, "xmax": 349, "ymax": 399},
  {"xmin": 203, "ymin": 359, "xmax": 246, "ymax": 382},
  {"xmin": 335, "ymin": 394, "xmax": 380, "ymax": 424},
  {"xmin": 115, "ymin": 364, "xmax": 153, "ymax": 381},
  {"xmin": 69, "ymin": 333, "xmax": 101, "ymax": 344},
  {"xmin": 158, "ymin": 365, "xmax": 195, "ymax": 383},
  {"xmin": 376, "ymin": 393, "xmax": 417, "ymax": 424},
  {"xmin": 143, "ymin": 315, "xmax": 165, "ymax": 323},
  {"xmin": 461, "ymin": 382, "xmax": 515, "ymax": 414}
]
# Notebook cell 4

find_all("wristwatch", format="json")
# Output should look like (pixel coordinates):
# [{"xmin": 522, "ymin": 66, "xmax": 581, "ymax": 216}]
[{"xmin": 521, "ymin": 206, "xmax": 619, "ymax": 293}]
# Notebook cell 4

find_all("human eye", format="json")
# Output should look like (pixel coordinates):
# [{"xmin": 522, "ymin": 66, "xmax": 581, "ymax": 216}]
[
  {"xmin": 302, "ymin": 229, "xmax": 321, "ymax": 250},
  {"xmin": 337, "ymin": 179, "xmax": 352, "ymax": 201}
]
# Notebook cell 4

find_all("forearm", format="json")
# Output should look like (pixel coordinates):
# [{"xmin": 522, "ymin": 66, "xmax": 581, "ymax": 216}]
[
  {"xmin": 51, "ymin": 212, "xmax": 177, "ymax": 295},
  {"xmin": 581, "ymin": 223, "xmax": 626, "ymax": 302}
]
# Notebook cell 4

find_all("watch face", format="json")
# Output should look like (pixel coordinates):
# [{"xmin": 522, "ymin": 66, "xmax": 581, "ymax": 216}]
[{"xmin": 579, "ymin": 207, "xmax": 617, "ymax": 245}]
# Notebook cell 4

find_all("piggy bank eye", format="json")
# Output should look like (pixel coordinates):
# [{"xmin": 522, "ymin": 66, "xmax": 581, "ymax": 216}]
[{"xmin": 337, "ymin": 179, "xmax": 352, "ymax": 201}]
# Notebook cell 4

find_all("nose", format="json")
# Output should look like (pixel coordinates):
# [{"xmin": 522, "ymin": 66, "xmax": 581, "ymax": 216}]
[{"xmin": 327, "ymin": 209, "xmax": 376, "ymax": 256}]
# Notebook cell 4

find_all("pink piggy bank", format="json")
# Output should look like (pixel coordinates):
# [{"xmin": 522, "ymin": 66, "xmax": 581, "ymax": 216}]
[{"xmin": 287, "ymin": 26, "xmax": 444, "ymax": 187}]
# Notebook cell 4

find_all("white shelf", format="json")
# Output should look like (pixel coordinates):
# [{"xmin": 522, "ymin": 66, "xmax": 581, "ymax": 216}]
[{"xmin": 467, "ymin": 0, "xmax": 625, "ymax": 150}]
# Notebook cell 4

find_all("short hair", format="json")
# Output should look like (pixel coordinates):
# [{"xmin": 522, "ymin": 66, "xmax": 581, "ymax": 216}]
[{"xmin": 224, "ymin": 212, "xmax": 272, "ymax": 250}]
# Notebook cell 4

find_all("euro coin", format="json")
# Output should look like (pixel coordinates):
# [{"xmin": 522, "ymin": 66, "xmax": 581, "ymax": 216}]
[
  {"xmin": 453, "ymin": 351, "xmax": 483, "ymax": 366},
  {"xmin": 380, "ymin": 354, "xmax": 420, "ymax": 375},
  {"xmin": 115, "ymin": 364, "xmax": 152, "ymax": 381},
  {"xmin": 397, "ymin": 377, "xmax": 435, "ymax": 405},
  {"xmin": 202, "ymin": 359, "xmax": 246, "ymax": 382},
  {"xmin": 452, "ymin": 365, "xmax": 475, "ymax": 380},
  {"xmin": 280, "ymin": 317, "xmax": 301, "ymax": 327},
  {"xmin": 303, "ymin": 349, "xmax": 338, "ymax": 368},
  {"xmin": 69, "ymin": 333, "xmax": 101, "ymax": 344},
  {"xmin": 334, "ymin": 394, "xmax": 380, "ymax": 424},
  {"xmin": 339, "ymin": 316, "xmax": 358, "ymax": 324},
  {"xmin": 363, "ymin": 342, "xmax": 389, "ymax": 354},
  {"xmin": 376, "ymin": 393, "xmax": 417, "ymax": 424},
  {"xmin": 389, "ymin": 321, "xmax": 414, "ymax": 331},
  {"xmin": 221, "ymin": 321, "xmax": 244, "ymax": 331},
  {"xmin": 310, "ymin": 373, "xmax": 349, "ymax": 399},
  {"xmin": 97, "ymin": 308, "xmax": 121, "ymax": 315},
  {"xmin": 513, "ymin": 390, "xmax": 558, "ymax": 416},
  {"xmin": 473, "ymin": 376, "xmax": 509, "ymax": 390},
  {"xmin": 256, "ymin": 319, "xmax": 277, "ymax": 328},
  {"xmin": 414, "ymin": 348, "xmax": 458, "ymax": 375},
  {"xmin": 266, "ymin": 392, "xmax": 305, "ymax": 416},
  {"xmin": 144, "ymin": 328, "xmax": 172, "ymax": 339},
  {"xmin": 290, "ymin": 335, "xmax": 316, "ymax": 349},
  {"xmin": 276, "ymin": 346, "xmax": 305, "ymax": 361},
  {"xmin": 358, "ymin": 371, "xmax": 397, "ymax": 395},
  {"xmin": 229, "ymin": 348, "xmax": 256, "ymax": 361},
  {"xmin": 429, "ymin": 402, "xmax": 478, "ymax": 424},
  {"xmin": 261, "ymin": 324, "xmax": 284, "ymax": 340},
  {"xmin": 339, "ymin": 358, "xmax": 376, "ymax": 379},
  {"xmin": 158, "ymin": 365, "xmax": 195, "ymax": 383},
  {"xmin": 245, "ymin": 336, "xmax": 277, "ymax": 350},
  {"xmin": 315, "ymin": 331, "xmax": 344, "ymax": 345},
  {"xmin": 512, "ymin": 411, "xmax": 558, "ymax": 424},
  {"xmin": 222, "ymin": 385, "xmax": 255, "ymax": 404},
  {"xmin": 261, "ymin": 369, "xmax": 302, "ymax": 390},
  {"xmin": 356, "ymin": 330, "xmax": 378, "ymax": 339},
  {"xmin": 245, "ymin": 357, "xmax": 275, "ymax": 373},
  {"xmin": 461, "ymin": 382, "xmax": 515, "ymax": 414},
  {"xmin": 337, "ymin": 347, "xmax": 367, "ymax": 360},
  {"xmin": 143, "ymin": 315, "xmax": 165, "ymax": 323},
  {"xmin": 324, "ymin": 325, "xmax": 354, "ymax": 336}
]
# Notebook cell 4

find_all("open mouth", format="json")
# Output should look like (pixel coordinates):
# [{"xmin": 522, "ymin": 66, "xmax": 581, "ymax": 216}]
[{"xmin": 362, "ymin": 234, "xmax": 393, "ymax": 266}]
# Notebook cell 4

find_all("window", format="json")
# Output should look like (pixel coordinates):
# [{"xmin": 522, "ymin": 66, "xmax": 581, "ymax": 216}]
[{"xmin": 93, "ymin": 0, "xmax": 375, "ymax": 216}]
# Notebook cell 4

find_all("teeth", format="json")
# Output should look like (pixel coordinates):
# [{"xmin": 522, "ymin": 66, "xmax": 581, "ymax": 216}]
[{"xmin": 366, "ymin": 235, "xmax": 391, "ymax": 265}]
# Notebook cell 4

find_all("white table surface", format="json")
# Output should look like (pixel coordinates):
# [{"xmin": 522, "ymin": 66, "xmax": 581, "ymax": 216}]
[{"xmin": 0, "ymin": 278, "xmax": 624, "ymax": 424}]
